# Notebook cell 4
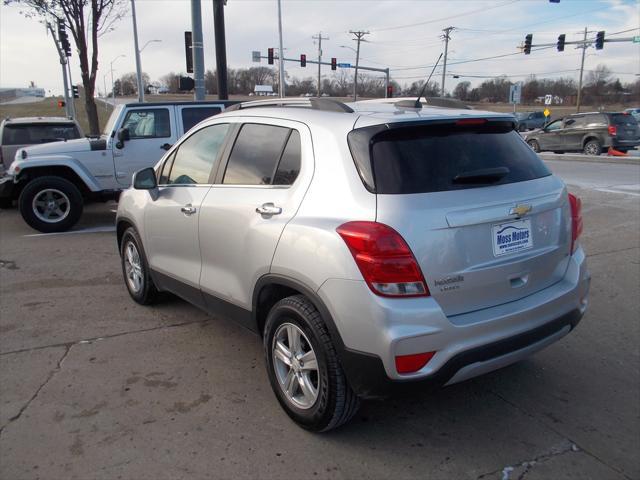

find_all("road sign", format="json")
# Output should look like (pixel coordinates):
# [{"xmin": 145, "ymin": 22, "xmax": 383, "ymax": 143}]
[
  {"xmin": 543, "ymin": 108, "xmax": 551, "ymax": 117},
  {"xmin": 337, "ymin": 63, "xmax": 351, "ymax": 68},
  {"xmin": 509, "ymin": 83, "xmax": 522, "ymax": 104},
  {"xmin": 544, "ymin": 94, "xmax": 553, "ymax": 105},
  {"xmin": 252, "ymin": 51, "xmax": 261, "ymax": 62},
  {"xmin": 633, "ymin": 36, "xmax": 640, "ymax": 43}
]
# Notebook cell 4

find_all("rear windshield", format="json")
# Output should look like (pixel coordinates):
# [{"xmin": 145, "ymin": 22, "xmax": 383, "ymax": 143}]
[
  {"xmin": 610, "ymin": 113, "xmax": 638, "ymax": 126},
  {"xmin": 349, "ymin": 121, "xmax": 551, "ymax": 194},
  {"xmin": 2, "ymin": 124, "xmax": 81, "ymax": 146}
]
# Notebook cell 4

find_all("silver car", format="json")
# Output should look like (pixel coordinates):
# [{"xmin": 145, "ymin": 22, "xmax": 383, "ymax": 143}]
[{"xmin": 116, "ymin": 98, "xmax": 590, "ymax": 431}]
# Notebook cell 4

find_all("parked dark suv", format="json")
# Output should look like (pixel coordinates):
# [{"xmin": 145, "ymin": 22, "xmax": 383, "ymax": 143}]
[
  {"xmin": 525, "ymin": 112, "xmax": 640, "ymax": 155},
  {"xmin": 515, "ymin": 111, "xmax": 547, "ymax": 131}
]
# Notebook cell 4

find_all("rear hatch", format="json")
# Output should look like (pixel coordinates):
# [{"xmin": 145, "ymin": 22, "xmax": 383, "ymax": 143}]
[
  {"xmin": 349, "ymin": 118, "xmax": 572, "ymax": 317},
  {"xmin": 610, "ymin": 113, "xmax": 640, "ymax": 142}
]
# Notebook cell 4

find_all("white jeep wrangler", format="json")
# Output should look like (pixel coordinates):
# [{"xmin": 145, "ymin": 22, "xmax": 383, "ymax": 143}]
[{"xmin": 0, "ymin": 101, "xmax": 235, "ymax": 232}]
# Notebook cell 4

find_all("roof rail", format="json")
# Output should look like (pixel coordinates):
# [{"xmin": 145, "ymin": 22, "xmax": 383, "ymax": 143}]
[{"xmin": 226, "ymin": 97, "xmax": 354, "ymax": 113}]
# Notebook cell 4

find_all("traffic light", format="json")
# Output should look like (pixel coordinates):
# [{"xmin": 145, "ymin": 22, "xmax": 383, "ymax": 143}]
[
  {"xmin": 386, "ymin": 85, "xmax": 393, "ymax": 98},
  {"xmin": 557, "ymin": 34, "xmax": 566, "ymax": 52},
  {"xmin": 184, "ymin": 31, "xmax": 193, "ymax": 73},
  {"xmin": 179, "ymin": 76, "xmax": 195, "ymax": 91},
  {"xmin": 57, "ymin": 100, "xmax": 66, "ymax": 108},
  {"xmin": 72, "ymin": 85, "xmax": 79, "ymax": 98},
  {"xmin": 300, "ymin": 54, "xmax": 306, "ymax": 67},
  {"xmin": 268, "ymin": 48, "xmax": 274, "ymax": 65},
  {"xmin": 595, "ymin": 31, "xmax": 605, "ymax": 50},
  {"xmin": 57, "ymin": 19, "xmax": 71, "ymax": 57},
  {"xmin": 524, "ymin": 34, "xmax": 533, "ymax": 55},
  {"xmin": 331, "ymin": 57, "xmax": 336, "ymax": 70}
]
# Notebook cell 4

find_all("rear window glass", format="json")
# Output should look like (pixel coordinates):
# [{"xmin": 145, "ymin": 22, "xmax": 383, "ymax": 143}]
[
  {"xmin": 610, "ymin": 114, "xmax": 638, "ymax": 126},
  {"xmin": 2, "ymin": 124, "xmax": 81, "ymax": 145},
  {"xmin": 350, "ymin": 121, "xmax": 551, "ymax": 194},
  {"xmin": 181, "ymin": 107, "xmax": 222, "ymax": 133}
]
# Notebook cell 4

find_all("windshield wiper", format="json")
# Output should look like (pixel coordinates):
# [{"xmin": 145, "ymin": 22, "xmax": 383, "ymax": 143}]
[{"xmin": 452, "ymin": 166, "xmax": 510, "ymax": 184}]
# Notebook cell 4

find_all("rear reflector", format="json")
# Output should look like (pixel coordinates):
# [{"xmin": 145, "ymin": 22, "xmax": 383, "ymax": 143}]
[
  {"xmin": 568, "ymin": 192, "xmax": 583, "ymax": 254},
  {"xmin": 337, "ymin": 221, "xmax": 429, "ymax": 297},
  {"xmin": 395, "ymin": 352, "xmax": 436, "ymax": 374}
]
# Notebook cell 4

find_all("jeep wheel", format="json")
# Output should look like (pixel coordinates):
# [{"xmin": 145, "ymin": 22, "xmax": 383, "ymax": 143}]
[
  {"xmin": 18, "ymin": 176, "xmax": 83, "ymax": 233},
  {"xmin": 264, "ymin": 295, "xmax": 360, "ymax": 432},
  {"xmin": 584, "ymin": 140, "xmax": 602, "ymax": 156},
  {"xmin": 527, "ymin": 139, "xmax": 541, "ymax": 153},
  {"xmin": 120, "ymin": 227, "xmax": 159, "ymax": 305}
]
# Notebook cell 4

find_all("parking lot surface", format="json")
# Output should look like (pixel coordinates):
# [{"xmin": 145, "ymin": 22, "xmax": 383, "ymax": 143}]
[{"xmin": 1, "ymin": 160, "xmax": 639, "ymax": 479}]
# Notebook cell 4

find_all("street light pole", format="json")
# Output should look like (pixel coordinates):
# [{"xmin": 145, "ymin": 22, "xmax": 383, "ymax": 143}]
[
  {"xmin": 576, "ymin": 27, "xmax": 588, "ymax": 114},
  {"xmin": 110, "ymin": 54, "xmax": 125, "ymax": 106},
  {"xmin": 130, "ymin": 0, "xmax": 145, "ymax": 103}
]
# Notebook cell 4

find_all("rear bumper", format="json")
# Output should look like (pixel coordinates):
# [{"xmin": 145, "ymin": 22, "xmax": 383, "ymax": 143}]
[
  {"xmin": 319, "ymin": 246, "xmax": 590, "ymax": 398},
  {"xmin": 611, "ymin": 139, "xmax": 639, "ymax": 149},
  {"xmin": 0, "ymin": 175, "xmax": 15, "ymax": 199}
]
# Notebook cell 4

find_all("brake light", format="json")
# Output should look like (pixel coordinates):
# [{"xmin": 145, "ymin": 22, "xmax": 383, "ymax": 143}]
[
  {"xmin": 608, "ymin": 125, "xmax": 617, "ymax": 136},
  {"xmin": 568, "ymin": 193, "xmax": 583, "ymax": 254},
  {"xmin": 455, "ymin": 118, "xmax": 487, "ymax": 126},
  {"xmin": 336, "ymin": 221, "xmax": 430, "ymax": 297},
  {"xmin": 395, "ymin": 352, "xmax": 436, "ymax": 374}
]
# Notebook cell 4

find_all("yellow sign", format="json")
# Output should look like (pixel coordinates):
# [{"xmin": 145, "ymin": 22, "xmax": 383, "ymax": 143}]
[{"xmin": 543, "ymin": 108, "xmax": 551, "ymax": 117}]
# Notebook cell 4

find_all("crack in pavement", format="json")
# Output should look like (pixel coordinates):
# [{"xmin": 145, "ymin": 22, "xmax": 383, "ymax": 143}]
[
  {"xmin": 586, "ymin": 246, "xmax": 639, "ymax": 259},
  {"xmin": 485, "ymin": 389, "xmax": 634, "ymax": 480},
  {"xmin": 0, "ymin": 344, "xmax": 71, "ymax": 437},
  {"xmin": 0, "ymin": 318, "xmax": 211, "ymax": 357},
  {"xmin": 477, "ymin": 440, "xmax": 578, "ymax": 479}
]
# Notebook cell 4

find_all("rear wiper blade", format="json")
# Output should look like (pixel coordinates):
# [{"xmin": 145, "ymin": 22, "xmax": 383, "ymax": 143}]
[{"xmin": 452, "ymin": 166, "xmax": 510, "ymax": 184}]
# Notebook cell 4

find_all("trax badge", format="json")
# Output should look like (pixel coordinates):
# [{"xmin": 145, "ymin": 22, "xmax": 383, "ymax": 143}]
[{"xmin": 509, "ymin": 204, "xmax": 532, "ymax": 217}]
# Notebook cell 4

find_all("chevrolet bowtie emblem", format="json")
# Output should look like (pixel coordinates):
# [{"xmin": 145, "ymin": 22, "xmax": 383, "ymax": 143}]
[{"xmin": 510, "ymin": 204, "xmax": 532, "ymax": 216}]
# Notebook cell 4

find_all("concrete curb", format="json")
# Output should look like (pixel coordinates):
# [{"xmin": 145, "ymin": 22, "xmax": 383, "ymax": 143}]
[{"xmin": 539, "ymin": 152, "xmax": 640, "ymax": 166}]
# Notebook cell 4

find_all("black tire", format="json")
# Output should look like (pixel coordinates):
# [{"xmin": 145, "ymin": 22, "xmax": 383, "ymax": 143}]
[
  {"xmin": 263, "ymin": 295, "xmax": 360, "ymax": 432},
  {"xmin": 583, "ymin": 139, "xmax": 602, "ymax": 156},
  {"xmin": 18, "ymin": 176, "xmax": 83, "ymax": 233},
  {"xmin": 120, "ymin": 227, "xmax": 159, "ymax": 305},
  {"xmin": 527, "ymin": 139, "xmax": 541, "ymax": 153},
  {"xmin": 553, "ymin": 151, "xmax": 565, "ymax": 154}
]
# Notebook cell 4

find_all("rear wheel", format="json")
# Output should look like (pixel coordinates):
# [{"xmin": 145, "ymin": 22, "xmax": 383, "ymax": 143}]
[
  {"xmin": 18, "ymin": 176, "xmax": 83, "ymax": 232},
  {"xmin": 263, "ymin": 295, "xmax": 360, "ymax": 432},
  {"xmin": 583, "ymin": 139, "xmax": 602, "ymax": 156},
  {"xmin": 527, "ymin": 139, "xmax": 541, "ymax": 153}
]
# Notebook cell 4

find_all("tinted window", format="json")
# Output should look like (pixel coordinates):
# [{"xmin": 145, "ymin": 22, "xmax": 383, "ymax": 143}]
[
  {"xmin": 158, "ymin": 151, "xmax": 176, "ymax": 185},
  {"xmin": 2, "ymin": 124, "xmax": 81, "ymax": 145},
  {"xmin": 273, "ymin": 131, "xmax": 301, "ymax": 185},
  {"xmin": 545, "ymin": 120, "xmax": 563, "ymax": 131},
  {"xmin": 353, "ymin": 121, "xmax": 551, "ymax": 194},
  {"xmin": 168, "ymin": 124, "xmax": 229, "ymax": 185},
  {"xmin": 223, "ymin": 124, "xmax": 290, "ymax": 185},
  {"xmin": 583, "ymin": 114, "xmax": 606, "ymax": 127},
  {"xmin": 122, "ymin": 109, "xmax": 171, "ymax": 138},
  {"xmin": 181, "ymin": 107, "xmax": 222, "ymax": 133},
  {"xmin": 610, "ymin": 113, "xmax": 638, "ymax": 127},
  {"xmin": 569, "ymin": 116, "xmax": 587, "ymax": 127}
]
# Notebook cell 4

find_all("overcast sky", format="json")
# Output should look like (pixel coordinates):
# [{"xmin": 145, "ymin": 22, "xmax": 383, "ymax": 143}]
[{"xmin": 1, "ymin": 0, "xmax": 638, "ymax": 96}]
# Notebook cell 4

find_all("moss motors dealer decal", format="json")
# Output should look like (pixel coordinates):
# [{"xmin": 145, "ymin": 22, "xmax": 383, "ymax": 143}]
[{"xmin": 492, "ymin": 219, "xmax": 533, "ymax": 257}]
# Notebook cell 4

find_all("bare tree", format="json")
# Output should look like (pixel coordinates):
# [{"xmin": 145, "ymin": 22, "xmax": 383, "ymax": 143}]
[
  {"xmin": 8, "ymin": 0, "xmax": 127, "ymax": 134},
  {"xmin": 452, "ymin": 81, "xmax": 471, "ymax": 101}
]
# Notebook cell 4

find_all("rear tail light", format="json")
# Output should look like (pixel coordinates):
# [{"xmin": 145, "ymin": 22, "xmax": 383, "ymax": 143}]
[
  {"xmin": 568, "ymin": 193, "xmax": 583, "ymax": 254},
  {"xmin": 395, "ymin": 351, "xmax": 436, "ymax": 374},
  {"xmin": 336, "ymin": 221, "xmax": 430, "ymax": 297},
  {"xmin": 608, "ymin": 125, "xmax": 617, "ymax": 136}
]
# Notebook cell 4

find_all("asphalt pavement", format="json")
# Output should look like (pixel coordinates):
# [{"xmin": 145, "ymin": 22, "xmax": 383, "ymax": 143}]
[{"xmin": 0, "ymin": 160, "xmax": 638, "ymax": 480}]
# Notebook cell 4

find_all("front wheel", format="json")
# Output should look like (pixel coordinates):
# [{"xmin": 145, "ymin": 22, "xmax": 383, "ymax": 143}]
[
  {"xmin": 18, "ymin": 176, "xmax": 83, "ymax": 232},
  {"xmin": 120, "ymin": 227, "xmax": 159, "ymax": 305},
  {"xmin": 527, "ymin": 139, "xmax": 541, "ymax": 153},
  {"xmin": 263, "ymin": 295, "xmax": 360, "ymax": 432}
]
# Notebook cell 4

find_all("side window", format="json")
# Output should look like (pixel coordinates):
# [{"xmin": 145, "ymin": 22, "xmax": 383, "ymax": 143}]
[
  {"xmin": 121, "ymin": 109, "xmax": 171, "ymax": 139},
  {"xmin": 168, "ymin": 124, "xmax": 230, "ymax": 185},
  {"xmin": 223, "ymin": 124, "xmax": 290, "ymax": 185},
  {"xmin": 181, "ymin": 107, "xmax": 222, "ymax": 134},
  {"xmin": 545, "ymin": 120, "xmax": 563, "ymax": 132},
  {"xmin": 584, "ymin": 114, "xmax": 606, "ymax": 127},
  {"xmin": 158, "ymin": 151, "xmax": 176, "ymax": 185},
  {"xmin": 273, "ymin": 130, "xmax": 301, "ymax": 186}
]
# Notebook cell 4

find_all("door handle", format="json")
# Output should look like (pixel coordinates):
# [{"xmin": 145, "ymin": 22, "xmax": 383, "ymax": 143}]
[
  {"xmin": 181, "ymin": 204, "xmax": 197, "ymax": 216},
  {"xmin": 256, "ymin": 203, "xmax": 282, "ymax": 216},
  {"xmin": 160, "ymin": 143, "xmax": 173, "ymax": 151}
]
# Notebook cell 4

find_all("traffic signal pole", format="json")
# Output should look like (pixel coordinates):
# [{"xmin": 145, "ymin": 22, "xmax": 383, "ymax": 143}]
[
  {"xmin": 276, "ymin": 0, "xmax": 286, "ymax": 98},
  {"xmin": 190, "ymin": 0, "xmax": 206, "ymax": 101},
  {"xmin": 47, "ymin": 22, "xmax": 72, "ymax": 118},
  {"xmin": 213, "ymin": 0, "xmax": 229, "ymax": 100}
]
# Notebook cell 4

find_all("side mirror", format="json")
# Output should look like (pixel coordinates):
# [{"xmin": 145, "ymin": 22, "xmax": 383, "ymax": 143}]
[
  {"xmin": 133, "ymin": 167, "xmax": 157, "ymax": 190},
  {"xmin": 115, "ymin": 127, "xmax": 130, "ymax": 149}
]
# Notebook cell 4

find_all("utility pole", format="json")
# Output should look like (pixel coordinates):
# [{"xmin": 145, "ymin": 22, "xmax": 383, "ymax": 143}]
[
  {"xmin": 212, "ymin": 0, "xmax": 228, "ymax": 100},
  {"xmin": 131, "ymin": 0, "xmax": 144, "ymax": 102},
  {"xmin": 440, "ymin": 26, "xmax": 454, "ymax": 97},
  {"xmin": 576, "ymin": 27, "xmax": 588, "ymax": 113},
  {"xmin": 47, "ymin": 23, "xmax": 72, "ymax": 118},
  {"xmin": 350, "ymin": 30, "xmax": 369, "ymax": 101},
  {"xmin": 276, "ymin": 0, "xmax": 286, "ymax": 97},
  {"xmin": 66, "ymin": 60, "xmax": 76, "ymax": 118},
  {"xmin": 313, "ymin": 32, "xmax": 329, "ymax": 97},
  {"xmin": 190, "ymin": 0, "xmax": 206, "ymax": 100}
]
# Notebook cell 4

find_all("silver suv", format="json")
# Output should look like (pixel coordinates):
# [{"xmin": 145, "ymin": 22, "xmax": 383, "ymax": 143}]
[{"xmin": 116, "ymin": 98, "xmax": 590, "ymax": 431}]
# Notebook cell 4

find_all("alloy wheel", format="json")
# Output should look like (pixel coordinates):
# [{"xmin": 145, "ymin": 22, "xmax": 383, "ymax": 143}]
[
  {"xmin": 32, "ymin": 188, "xmax": 70, "ymax": 223},
  {"xmin": 124, "ymin": 241, "xmax": 144, "ymax": 294}
]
